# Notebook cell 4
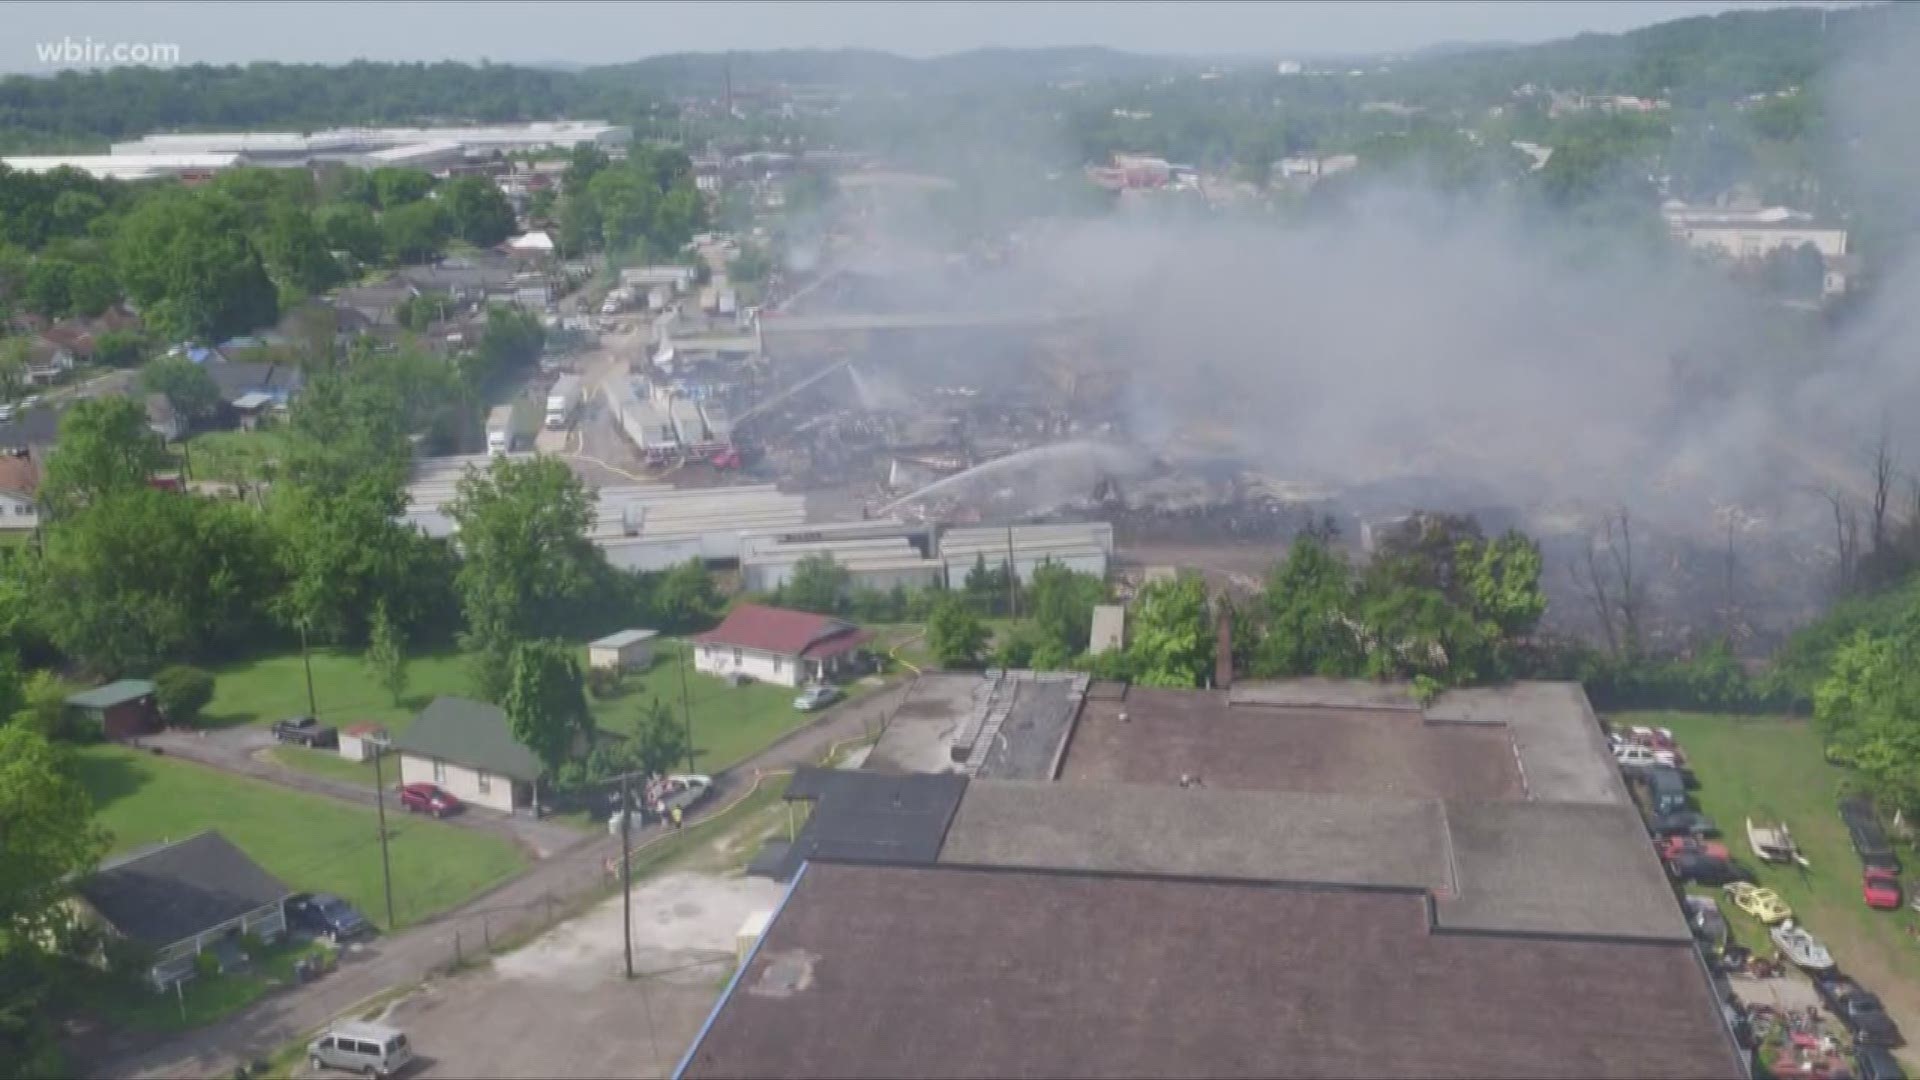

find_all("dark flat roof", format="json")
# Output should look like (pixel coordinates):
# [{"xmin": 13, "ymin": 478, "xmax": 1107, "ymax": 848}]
[
  {"xmin": 76, "ymin": 830, "xmax": 291, "ymax": 948},
  {"xmin": 681, "ymin": 862, "xmax": 1742, "ymax": 1080},
  {"xmin": 758, "ymin": 768, "xmax": 966, "ymax": 881},
  {"xmin": 1062, "ymin": 685, "xmax": 1526, "ymax": 800}
]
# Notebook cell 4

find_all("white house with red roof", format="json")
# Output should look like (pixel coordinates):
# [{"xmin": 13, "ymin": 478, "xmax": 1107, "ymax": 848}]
[{"xmin": 692, "ymin": 603, "xmax": 874, "ymax": 688}]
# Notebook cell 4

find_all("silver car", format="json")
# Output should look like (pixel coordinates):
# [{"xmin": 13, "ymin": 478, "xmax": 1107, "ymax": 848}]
[{"xmin": 309, "ymin": 1021, "xmax": 412, "ymax": 1077}]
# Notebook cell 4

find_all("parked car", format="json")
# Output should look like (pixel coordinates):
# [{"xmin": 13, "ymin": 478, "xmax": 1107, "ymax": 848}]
[
  {"xmin": 288, "ymin": 893, "xmax": 373, "ymax": 942},
  {"xmin": 273, "ymin": 715, "xmax": 339, "ymax": 748},
  {"xmin": 1841, "ymin": 796, "xmax": 1902, "ymax": 872},
  {"xmin": 1855, "ymin": 1044, "xmax": 1908, "ymax": 1080},
  {"xmin": 1648, "ymin": 810, "xmax": 1720, "ymax": 838},
  {"xmin": 308, "ymin": 1021, "xmax": 412, "ymax": 1078},
  {"xmin": 1864, "ymin": 866, "xmax": 1904, "ymax": 910},
  {"xmin": 1683, "ymin": 895, "xmax": 1729, "ymax": 950},
  {"xmin": 1724, "ymin": 882, "xmax": 1793, "ymax": 924},
  {"xmin": 1627, "ymin": 725, "xmax": 1678, "ymax": 751},
  {"xmin": 1635, "ymin": 765, "xmax": 1693, "ymax": 815},
  {"xmin": 793, "ymin": 685, "xmax": 841, "ymax": 711},
  {"xmin": 399, "ymin": 782, "xmax": 461, "ymax": 818},
  {"xmin": 1816, "ymin": 973, "xmax": 1903, "ymax": 1046},
  {"xmin": 1669, "ymin": 854, "xmax": 1750, "ymax": 886},
  {"xmin": 1657, "ymin": 836, "xmax": 1732, "ymax": 862}
]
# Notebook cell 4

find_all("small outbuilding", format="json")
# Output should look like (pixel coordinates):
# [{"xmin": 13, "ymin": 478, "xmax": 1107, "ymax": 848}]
[
  {"xmin": 71, "ymin": 830, "xmax": 291, "ymax": 990},
  {"xmin": 66, "ymin": 679, "xmax": 161, "ymax": 740},
  {"xmin": 1089, "ymin": 605, "xmax": 1125, "ymax": 655},
  {"xmin": 338, "ymin": 722, "xmax": 388, "ymax": 763},
  {"xmin": 588, "ymin": 629, "xmax": 658, "ymax": 672}
]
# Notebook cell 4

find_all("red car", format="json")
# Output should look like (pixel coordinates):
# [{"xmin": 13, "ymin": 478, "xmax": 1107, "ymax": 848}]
[
  {"xmin": 399, "ymin": 782, "xmax": 461, "ymax": 817},
  {"xmin": 1658, "ymin": 836, "xmax": 1731, "ymax": 862},
  {"xmin": 1863, "ymin": 866, "xmax": 1903, "ymax": 910}
]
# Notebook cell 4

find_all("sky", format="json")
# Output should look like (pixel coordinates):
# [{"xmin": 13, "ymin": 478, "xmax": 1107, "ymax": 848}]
[{"xmin": 2, "ymin": 1, "xmax": 1829, "ymax": 71}]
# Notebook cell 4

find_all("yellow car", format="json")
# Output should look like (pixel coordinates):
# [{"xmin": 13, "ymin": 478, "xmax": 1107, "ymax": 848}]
[{"xmin": 1723, "ymin": 882, "xmax": 1793, "ymax": 924}]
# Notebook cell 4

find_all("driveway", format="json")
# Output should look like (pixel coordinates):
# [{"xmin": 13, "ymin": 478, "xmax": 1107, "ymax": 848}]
[
  {"xmin": 142, "ymin": 726, "xmax": 586, "ymax": 860},
  {"xmin": 87, "ymin": 683, "xmax": 908, "ymax": 1079}
]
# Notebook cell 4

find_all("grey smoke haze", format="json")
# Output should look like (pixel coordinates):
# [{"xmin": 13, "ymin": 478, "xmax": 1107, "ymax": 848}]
[{"xmin": 847, "ymin": 5, "xmax": 1920, "ymax": 561}]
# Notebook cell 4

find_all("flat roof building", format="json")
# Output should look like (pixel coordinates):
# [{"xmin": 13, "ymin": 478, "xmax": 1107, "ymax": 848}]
[{"xmin": 682, "ymin": 679, "xmax": 1745, "ymax": 1078}]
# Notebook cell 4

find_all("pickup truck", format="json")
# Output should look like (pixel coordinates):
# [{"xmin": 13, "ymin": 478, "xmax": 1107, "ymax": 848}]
[
  {"xmin": 272, "ymin": 716, "xmax": 338, "ymax": 749},
  {"xmin": 1841, "ymin": 796, "xmax": 1902, "ymax": 871},
  {"xmin": 1815, "ymin": 974, "xmax": 1903, "ymax": 1046}
]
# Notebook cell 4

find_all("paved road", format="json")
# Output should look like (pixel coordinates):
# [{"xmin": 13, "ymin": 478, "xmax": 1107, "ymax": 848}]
[
  {"xmin": 142, "ymin": 727, "xmax": 583, "ymax": 860},
  {"xmin": 86, "ymin": 683, "xmax": 910, "ymax": 1079}
]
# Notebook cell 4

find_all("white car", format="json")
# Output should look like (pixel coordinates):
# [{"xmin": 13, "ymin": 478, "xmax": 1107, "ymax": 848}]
[
  {"xmin": 793, "ymin": 685, "xmax": 841, "ymax": 711},
  {"xmin": 1615, "ymin": 744, "xmax": 1682, "ymax": 769}
]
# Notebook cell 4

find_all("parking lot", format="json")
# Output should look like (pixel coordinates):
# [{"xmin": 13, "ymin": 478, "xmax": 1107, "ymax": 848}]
[{"xmin": 295, "ymin": 871, "xmax": 788, "ymax": 1079}]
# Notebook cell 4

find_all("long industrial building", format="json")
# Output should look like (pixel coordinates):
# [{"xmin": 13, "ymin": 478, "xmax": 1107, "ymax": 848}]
[
  {"xmin": 738, "ymin": 520, "xmax": 1113, "ymax": 594},
  {"xmin": 111, "ymin": 121, "xmax": 630, "ymax": 164},
  {"xmin": 1, "ymin": 153, "xmax": 244, "ymax": 181}
]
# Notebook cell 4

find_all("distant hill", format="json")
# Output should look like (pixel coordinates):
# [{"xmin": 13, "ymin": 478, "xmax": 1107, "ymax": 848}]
[{"xmin": 582, "ymin": 46, "xmax": 1201, "ymax": 96}]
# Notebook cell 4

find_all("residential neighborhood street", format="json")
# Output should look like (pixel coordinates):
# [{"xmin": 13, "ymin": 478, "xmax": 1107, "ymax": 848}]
[{"xmin": 83, "ymin": 683, "xmax": 907, "ymax": 1079}]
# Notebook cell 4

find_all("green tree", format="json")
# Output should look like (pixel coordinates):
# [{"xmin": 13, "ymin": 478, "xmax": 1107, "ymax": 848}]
[
  {"xmin": 1126, "ymin": 573, "xmax": 1215, "ymax": 688},
  {"xmin": 365, "ymin": 601, "xmax": 408, "ymax": 706},
  {"xmin": 652, "ymin": 559, "xmax": 720, "ymax": 633},
  {"xmin": 380, "ymin": 199, "xmax": 451, "ymax": 265},
  {"xmin": 40, "ymin": 488, "xmax": 278, "ymax": 675},
  {"xmin": 782, "ymin": 554, "xmax": 849, "ymax": 615},
  {"xmin": 371, "ymin": 168, "xmax": 435, "ymax": 210},
  {"xmin": 12, "ymin": 670, "xmax": 72, "ymax": 741},
  {"xmin": 1027, "ymin": 561, "xmax": 1106, "ymax": 659},
  {"xmin": 1254, "ymin": 536, "xmax": 1363, "ymax": 678},
  {"xmin": 39, "ymin": 396, "xmax": 169, "ymax": 517},
  {"xmin": 0, "ymin": 723, "xmax": 105, "ymax": 1079},
  {"xmin": 448, "ymin": 455, "xmax": 601, "ymax": 657},
  {"xmin": 586, "ymin": 168, "xmax": 658, "ymax": 253},
  {"xmin": 112, "ymin": 190, "xmax": 278, "ymax": 342},
  {"xmin": 962, "ymin": 552, "xmax": 1011, "ymax": 616},
  {"xmin": 315, "ymin": 203, "xmax": 383, "ymax": 264},
  {"xmin": 441, "ymin": 176, "xmax": 518, "ymax": 247},
  {"xmin": 256, "ymin": 204, "xmax": 341, "ymax": 298},
  {"xmin": 65, "ymin": 262, "xmax": 118, "ymax": 317},
  {"xmin": 139, "ymin": 355, "xmax": 223, "ymax": 428},
  {"xmin": 0, "ymin": 339, "xmax": 26, "ymax": 403},
  {"xmin": 927, "ymin": 593, "xmax": 989, "ymax": 669},
  {"xmin": 21, "ymin": 259, "xmax": 74, "ymax": 317},
  {"xmin": 153, "ymin": 664, "xmax": 215, "ymax": 727},
  {"xmin": 503, "ymin": 639, "xmax": 591, "ymax": 777},
  {"xmin": 633, "ymin": 696, "xmax": 692, "ymax": 777},
  {"xmin": 91, "ymin": 328, "xmax": 144, "ymax": 368}
]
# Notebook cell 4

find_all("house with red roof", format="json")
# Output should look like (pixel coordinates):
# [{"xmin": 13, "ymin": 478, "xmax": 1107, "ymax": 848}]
[{"xmin": 692, "ymin": 603, "xmax": 874, "ymax": 688}]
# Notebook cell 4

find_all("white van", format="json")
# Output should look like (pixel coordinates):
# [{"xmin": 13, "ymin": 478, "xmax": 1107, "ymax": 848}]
[{"xmin": 308, "ymin": 1021, "xmax": 412, "ymax": 1077}]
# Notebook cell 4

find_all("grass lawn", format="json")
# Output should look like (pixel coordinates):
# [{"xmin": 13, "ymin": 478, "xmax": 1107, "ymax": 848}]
[
  {"xmin": 81, "ymin": 936, "xmax": 335, "ymax": 1034},
  {"xmin": 1618, "ymin": 711, "xmax": 1920, "ymax": 1029},
  {"xmin": 181, "ymin": 428, "xmax": 291, "ymax": 484},
  {"xmin": 259, "ymin": 745, "xmax": 383, "ymax": 787},
  {"xmin": 75, "ymin": 744, "xmax": 526, "ymax": 932},
  {"xmin": 202, "ymin": 648, "xmax": 475, "ymax": 736},
  {"xmin": 208, "ymin": 639, "xmax": 825, "ymax": 776},
  {"xmin": 586, "ymin": 639, "xmax": 812, "ymax": 773}
]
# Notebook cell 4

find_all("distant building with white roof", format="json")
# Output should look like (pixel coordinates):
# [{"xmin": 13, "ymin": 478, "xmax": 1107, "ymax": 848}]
[
  {"xmin": 1661, "ymin": 200, "xmax": 1848, "ymax": 262},
  {"xmin": 2, "ymin": 153, "xmax": 244, "ymax": 181}
]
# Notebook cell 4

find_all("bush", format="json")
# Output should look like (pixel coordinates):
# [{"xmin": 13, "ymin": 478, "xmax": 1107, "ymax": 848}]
[
  {"xmin": 585, "ymin": 665, "xmax": 624, "ymax": 700},
  {"xmin": 154, "ymin": 665, "xmax": 215, "ymax": 728}
]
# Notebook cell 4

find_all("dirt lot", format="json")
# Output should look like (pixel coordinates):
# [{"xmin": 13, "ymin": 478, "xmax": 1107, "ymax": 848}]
[{"xmin": 296, "ymin": 871, "xmax": 788, "ymax": 1079}]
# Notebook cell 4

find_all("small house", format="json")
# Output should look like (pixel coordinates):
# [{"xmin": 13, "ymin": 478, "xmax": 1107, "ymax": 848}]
[
  {"xmin": 0, "ymin": 453, "xmax": 41, "ymax": 530},
  {"xmin": 66, "ymin": 679, "xmax": 161, "ymax": 740},
  {"xmin": 71, "ymin": 830, "xmax": 291, "ymax": 990},
  {"xmin": 392, "ymin": 696, "xmax": 545, "ymax": 814},
  {"xmin": 588, "ymin": 629, "xmax": 658, "ymax": 672},
  {"xmin": 692, "ymin": 603, "xmax": 873, "ymax": 689},
  {"xmin": 338, "ymin": 722, "xmax": 388, "ymax": 763}
]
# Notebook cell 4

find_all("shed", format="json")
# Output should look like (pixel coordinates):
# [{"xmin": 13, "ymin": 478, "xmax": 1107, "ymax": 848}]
[
  {"xmin": 338, "ymin": 722, "xmax": 388, "ymax": 763},
  {"xmin": 66, "ymin": 679, "xmax": 161, "ymax": 740},
  {"xmin": 72, "ymin": 830, "xmax": 291, "ymax": 989},
  {"xmin": 588, "ymin": 629, "xmax": 659, "ymax": 672}
]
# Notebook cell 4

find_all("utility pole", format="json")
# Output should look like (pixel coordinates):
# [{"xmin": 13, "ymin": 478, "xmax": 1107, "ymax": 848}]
[
  {"xmin": 677, "ymin": 643, "xmax": 696, "ymax": 773},
  {"xmin": 372, "ymin": 738, "xmax": 396, "ymax": 930},
  {"xmin": 1005, "ymin": 525, "xmax": 1019, "ymax": 619},
  {"xmin": 298, "ymin": 619, "xmax": 318, "ymax": 718},
  {"xmin": 620, "ymin": 772, "xmax": 633, "ymax": 979}
]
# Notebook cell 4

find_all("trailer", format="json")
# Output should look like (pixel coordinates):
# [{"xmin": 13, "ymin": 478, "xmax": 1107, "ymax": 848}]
[
  {"xmin": 485, "ymin": 405, "xmax": 514, "ymax": 456},
  {"xmin": 545, "ymin": 374, "xmax": 581, "ymax": 429}
]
